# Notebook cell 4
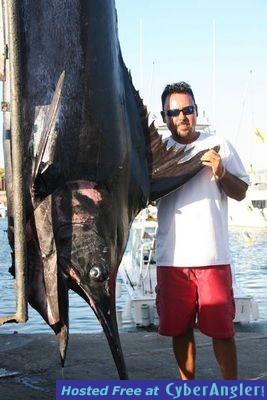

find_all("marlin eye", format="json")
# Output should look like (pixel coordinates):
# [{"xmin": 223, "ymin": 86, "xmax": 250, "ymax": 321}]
[{"xmin": 89, "ymin": 266, "xmax": 107, "ymax": 282}]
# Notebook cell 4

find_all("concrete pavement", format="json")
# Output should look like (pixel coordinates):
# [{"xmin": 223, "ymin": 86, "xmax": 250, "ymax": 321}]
[{"xmin": 0, "ymin": 325, "xmax": 267, "ymax": 400}]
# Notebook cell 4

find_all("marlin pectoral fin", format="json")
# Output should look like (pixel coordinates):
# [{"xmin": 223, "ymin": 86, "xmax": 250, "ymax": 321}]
[
  {"xmin": 32, "ymin": 71, "xmax": 65, "ymax": 188},
  {"xmin": 26, "ymin": 200, "xmax": 70, "ymax": 368}
]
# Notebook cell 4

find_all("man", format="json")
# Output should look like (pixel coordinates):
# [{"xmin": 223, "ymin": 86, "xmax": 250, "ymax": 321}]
[{"xmin": 156, "ymin": 81, "xmax": 249, "ymax": 380}]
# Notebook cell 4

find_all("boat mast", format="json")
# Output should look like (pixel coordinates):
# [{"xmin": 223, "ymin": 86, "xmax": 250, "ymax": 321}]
[{"xmin": 212, "ymin": 19, "xmax": 216, "ymax": 131}]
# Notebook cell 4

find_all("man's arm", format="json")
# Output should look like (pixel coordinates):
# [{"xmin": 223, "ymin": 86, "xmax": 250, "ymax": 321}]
[{"xmin": 216, "ymin": 169, "xmax": 248, "ymax": 201}]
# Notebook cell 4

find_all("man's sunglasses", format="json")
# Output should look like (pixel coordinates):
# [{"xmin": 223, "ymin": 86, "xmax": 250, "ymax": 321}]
[{"xmin": 163, "ymin": 105, "xmax": 195, "ymax": 117}]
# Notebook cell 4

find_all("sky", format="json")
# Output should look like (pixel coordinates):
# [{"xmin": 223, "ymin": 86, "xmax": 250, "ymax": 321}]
[
  {"xmin": 1, "ymin": 0, "xmax": 267, "ymax": 170},
  {"xmin": 115, "ymin": 0, "xmax": 267, "ymax": 171}
]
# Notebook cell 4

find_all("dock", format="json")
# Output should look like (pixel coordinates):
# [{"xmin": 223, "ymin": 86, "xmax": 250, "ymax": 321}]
[{"xmin": 0, "ymin": 325, "xmax": 266, "ymax": 400}]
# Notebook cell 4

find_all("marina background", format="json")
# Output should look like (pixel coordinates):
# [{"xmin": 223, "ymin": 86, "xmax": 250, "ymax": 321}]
[{"xmin": 0, "ymin": 216, "xmax": 266, "ymax": 335}]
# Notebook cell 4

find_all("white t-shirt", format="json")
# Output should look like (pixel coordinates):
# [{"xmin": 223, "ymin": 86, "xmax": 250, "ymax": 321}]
[{"xmin": 156, "ymin": 132, "xmax": 249, "ymax": 267}]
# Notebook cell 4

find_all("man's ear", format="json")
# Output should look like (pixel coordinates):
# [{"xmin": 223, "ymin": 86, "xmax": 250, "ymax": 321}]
[
  {"xmin": 195, "ymin": 104, "xmax": 198, "ymax": 117},
  {"xmin": 161, "ymin": 110, "xmax": 166, "ymax": 123}
]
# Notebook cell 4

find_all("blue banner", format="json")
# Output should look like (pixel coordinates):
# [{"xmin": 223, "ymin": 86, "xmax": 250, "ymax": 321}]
[{"xmin": 56, "ymin": 380, "xmax": 266, "ymax": 400}]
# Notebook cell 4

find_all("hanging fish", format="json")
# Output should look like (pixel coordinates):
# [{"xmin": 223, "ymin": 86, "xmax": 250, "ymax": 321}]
[{"xmin": 2, "ymin": 0, "xmax": 209, "ymax": 379}]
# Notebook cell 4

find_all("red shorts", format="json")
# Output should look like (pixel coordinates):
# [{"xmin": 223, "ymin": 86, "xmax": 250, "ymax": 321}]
[{"xmin": 156, "ymin": 265, "xmax": 235, "ymax": 338}]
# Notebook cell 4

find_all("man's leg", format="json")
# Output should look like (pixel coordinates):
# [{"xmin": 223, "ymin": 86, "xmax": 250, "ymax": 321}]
[
  {"xmin": 212, "ymin": 337, "xmax": 237, "ymax": 379},
  {"xmin": 196, "ymin": 266, "xmax": 237, "ymax": 379},
  {"xmin": 172, "ymin": 328, "xmax": 196, "ymax": 380}
]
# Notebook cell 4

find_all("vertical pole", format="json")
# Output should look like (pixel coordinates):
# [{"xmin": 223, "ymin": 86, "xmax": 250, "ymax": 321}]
[
  {"xmin": 212, "ymin": 18, "xmax": 216, "ymax": 131},
  {"xmin": 7, "ymin": 0, "xmax": 28, "ymax": 323}
]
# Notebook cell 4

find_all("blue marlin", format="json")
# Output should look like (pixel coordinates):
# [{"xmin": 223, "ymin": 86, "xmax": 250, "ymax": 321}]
[{"xmin": 3, "ymin": 0, "xmax": 207, "ymax": 379}]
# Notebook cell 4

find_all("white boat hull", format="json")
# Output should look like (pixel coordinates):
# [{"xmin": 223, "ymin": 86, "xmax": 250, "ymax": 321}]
[
  {"xmin": 228, "ymin": 182, "xmax": 267, "ymax": 229},
  {"xmin": 228, "ymin": 198, "xmax": 267, "ymax": 229}
]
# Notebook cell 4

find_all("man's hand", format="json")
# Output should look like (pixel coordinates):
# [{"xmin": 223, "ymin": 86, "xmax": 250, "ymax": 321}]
[
  {"xmin": 200, "ymin": 149, "xmax": 248, "ymax": 201},
  {"xmin": 200, "ymin": 149, "xmax": 225, "ymax": 180}
]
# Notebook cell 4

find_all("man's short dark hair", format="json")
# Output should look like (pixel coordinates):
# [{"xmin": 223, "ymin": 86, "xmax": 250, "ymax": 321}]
[{"xmin": 161, "ymin": 81, "xmax": 197, "ymax": 110}]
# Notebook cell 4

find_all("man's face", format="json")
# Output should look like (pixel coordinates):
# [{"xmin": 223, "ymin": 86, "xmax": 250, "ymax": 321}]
[{"xmin": 162, "ymin": 92, "xmax": 197, "ymax": 144}]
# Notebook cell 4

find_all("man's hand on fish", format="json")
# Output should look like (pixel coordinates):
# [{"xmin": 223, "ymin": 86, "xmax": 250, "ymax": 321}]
[{"xmin": 201, "ymin": 149, "xmax": 225, "ymax": 180}]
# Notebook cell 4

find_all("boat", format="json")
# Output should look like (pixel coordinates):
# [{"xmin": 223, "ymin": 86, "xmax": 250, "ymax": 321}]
[
  {"xmin": 0, "ymin": 202, "xmax": 7, "ymax": 218},
  {"xmin": 120, "ymin": 207, "xmax": 259, "ymax": 327},
  {"xmin": 228, "ymin": 170, "xmax": 267, "ymax": 229}
]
